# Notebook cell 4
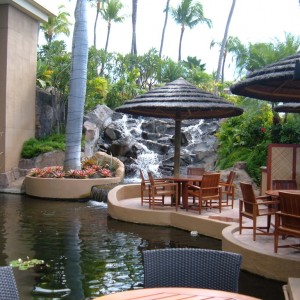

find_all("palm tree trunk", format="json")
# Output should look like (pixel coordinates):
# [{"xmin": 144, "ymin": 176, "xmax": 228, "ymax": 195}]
[
  {"xmin": 93, "ymin": 0, "xmax": 101, "ymax": 47},
  {"xmin": 64, "ymin": 0, "xmax": 88, "ymax": 171},
  {"xmin": 159, "ymin": 0, "xmax": 170, "ymax": 58},
  {"xmin": 131, "ymin": 0, "xmax": 138, "ymax": 55},
  {"xmin": 104, "ymin": 22, "xmax": 111, "ymax": 53},
  {"xmin": 178, "ymin": 25, "xmax": 184, "ymax": 61},
  {"xmin": 216, "ymin": 0, "xmax": 236, "ymax": 83}
]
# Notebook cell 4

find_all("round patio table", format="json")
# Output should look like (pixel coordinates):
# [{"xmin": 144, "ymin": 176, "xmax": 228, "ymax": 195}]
[
  {"xmin": 95, "ymin": 287, "xmax": 261, "ymax": 300},
  {"xmin": 165, "ymin": 175, "xmax": 203, "ymax": 209}
]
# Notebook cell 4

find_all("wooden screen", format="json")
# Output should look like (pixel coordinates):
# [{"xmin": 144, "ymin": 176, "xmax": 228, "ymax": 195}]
[{"xmin": 267, "ymin": 144, "xmax": 300, "ymax": 190}]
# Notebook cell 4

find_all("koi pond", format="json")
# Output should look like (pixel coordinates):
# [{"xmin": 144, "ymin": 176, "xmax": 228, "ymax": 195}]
[{"xmin": 0, "ymin": 193, "xmax": 284, "ymax": 300}]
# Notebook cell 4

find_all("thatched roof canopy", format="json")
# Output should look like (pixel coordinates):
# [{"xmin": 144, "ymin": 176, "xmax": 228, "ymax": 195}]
[
  {"xmin": 274, "ymin": 103, "xmax": 300, "ymax": 113},
  {"xmin": 116, "ymin": 78, "xmax": 243, "ymax": 119},
  {"xmin": 116, "ymin": 78, "xmax": 243, "ymax": 176},
  {"xmin": 230, "ymin": 52, "xmax": 300, "ymax": 102}
]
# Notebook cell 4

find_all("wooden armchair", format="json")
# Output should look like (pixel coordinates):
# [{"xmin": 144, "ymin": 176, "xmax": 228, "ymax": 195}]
[
  {"xmin": 187, "ymin": 167, "xmax": 205, "ymax": 176},
  {"xmin": 186, "ymin": 173, "xmax": 221, "ymax": 214},
  {"xmin": 140, "ymin": 169, "xmax": 151, "ymax": 206},
  {"xmin": 274, "ymin": 191, "xmax": 300, "ymax": 253},
  {"xmin": 187, "ymin": 167, "xmax": 205, "ymax": 202},
  {"xmin": 219, "ymin": 171, "xmax": 236, "ymax": 208},
  {"xmin": 272, "ymin": 179, "xmax": 297, "ymax": 190},
  {"xmin": 239, "ymin": 182, "xmax": 279, "ymax": 241},
  {"xmin": 148, "ymin": 172, "xmax": 178, "ymax": 210}
]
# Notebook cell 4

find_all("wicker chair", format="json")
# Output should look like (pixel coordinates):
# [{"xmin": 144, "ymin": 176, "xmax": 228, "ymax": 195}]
[
  {"xmin": 186, "ymin": 173, "xmax": 222, "ymax": 214},
  {"xmin": 219, "ymin": 171, "xmax": 236, "ymax": 208},
  {"xmin": 148, "ymin": 172, "xmax": 178, "ymax": 210},
  {"xmin": 142, "ymin": 248, "xmax": 242, "ymax": 292},
  {"xmin": 274, "ymin": 191, "xmax": 300, "ymax": 253},
  {"xmin": 0, "ymin": 266, "xmax": 20, "ymax": 300},
  {"xmin": 272, "ymin": 179, "xmax": 297, "ymax": 190},
  {"xmin": 239, "ymin": 182, "xmax": 279, "ymax": 241}
]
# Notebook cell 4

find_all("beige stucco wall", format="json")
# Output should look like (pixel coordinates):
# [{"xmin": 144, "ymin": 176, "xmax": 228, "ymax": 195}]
[{"xmin": 0, "ymin": 3, "xmax": 42, "ymax": 173}]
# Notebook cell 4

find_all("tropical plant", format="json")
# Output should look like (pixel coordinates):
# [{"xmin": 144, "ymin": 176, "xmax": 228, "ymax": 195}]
[
  {"xmin": 10, "ymin": 257, "xmax": 47, "ymax": 271},
  {"xmin": 101, "ymin": 0, "xmax": 125, "ymax": 53},
  {"xmin": 229, "ymin": 33, "xmax": 300, "ymax": 77},
  {"xmin": 170, "ymin": 0, "xmax": 212, "ymax": 61},
  {"xmin": 216, "ymin": 97, "xmax": 274, "ymax": 183},
  {"xmin": 39, "ymin": 5, "xmax": 71, "ymax": 43},
  {"xmin": 64, "ymin": 0, "xmax": 89, "ymax": 171}
]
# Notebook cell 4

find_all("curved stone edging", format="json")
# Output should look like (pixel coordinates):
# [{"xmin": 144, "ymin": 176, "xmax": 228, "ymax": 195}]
[
  {"xmin": 25, "ymin": 176, "xmax": 123, "ymax": 199},
  {"xmin": 25, "ymin": 151, "xmax": 125, "ymax": 199},
  {"xmin": 222, "ymin": 225, "xmax": 300, "ymax": 282},
  {"xmin": 108, "ymin": 183, "xmax": 300, "ymax": 282}
]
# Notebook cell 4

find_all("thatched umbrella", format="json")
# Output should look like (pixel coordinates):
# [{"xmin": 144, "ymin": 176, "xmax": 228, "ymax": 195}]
[
  {"xmin": 115, "ymin": 78, "xmax": 243, "ymax": 176},
  {"xmin": 274, "ymin": 103, "xmax": 300, "ymax": 113},
  {"xmin": 230, "ymin": 52, "xmax": 300, "ymax": 102}
]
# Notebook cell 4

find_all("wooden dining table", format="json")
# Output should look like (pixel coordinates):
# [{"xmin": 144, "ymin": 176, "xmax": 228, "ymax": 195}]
[
  {"xmin": 265, "ymin": 189, "xmax": 300, "ymax": 198},
  {"xmin": 165, "ymin": 175, "xmax": 203, "ymax": 209},
  {"xmin": 95, "ymin": 287, "xmax": 261, "ymax": 300}
]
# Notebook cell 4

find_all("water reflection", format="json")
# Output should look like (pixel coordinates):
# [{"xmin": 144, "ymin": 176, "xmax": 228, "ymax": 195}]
[{"xmin": 0, "ymin": 194, "xmax": 284, "ymax": 300}]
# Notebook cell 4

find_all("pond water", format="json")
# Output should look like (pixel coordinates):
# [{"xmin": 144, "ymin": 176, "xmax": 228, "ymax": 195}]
[{"xmin": 0, "ymin": 193, "xmax": 284, "ymax": 300}]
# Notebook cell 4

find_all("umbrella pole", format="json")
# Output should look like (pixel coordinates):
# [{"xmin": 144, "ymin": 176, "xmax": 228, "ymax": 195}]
[{"xmin": 174, "ymin": 119, "xmax": 181, "ymax": 177}]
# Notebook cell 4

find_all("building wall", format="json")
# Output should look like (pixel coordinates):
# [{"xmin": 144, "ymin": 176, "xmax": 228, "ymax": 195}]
[{"xmin": 0, "ymin": 4, "xmax": 37, "ymax": 172}]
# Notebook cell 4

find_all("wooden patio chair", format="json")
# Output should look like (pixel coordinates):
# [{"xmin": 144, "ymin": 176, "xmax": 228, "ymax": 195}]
[
  {"xmin": 239, "ymin": 182, "xmax": 279, "ymax": 241},
  {"xmin": 274, "ymin": 191, "xmax": 300, "ymax": 253},
  {"xmin": 186, "ymin": 172, "xmax": 222, "ymax": 214},
  {"xmin": 140, "ymin": 169, "xmax": 166, "ymax": 206},
  {"xmin": 187, "ymin": 167, "xmax": 205, "ymax": 202},
  {"xmin": 0, "ymin": 266, "xmax": 20, "ymax": 300},
  {"xmin": 219, "ymin": 171, "xmax": 236, "ymax": 208},
  {"xmin": 148, "ymin": 171, "xmax": 178, "ymax": 210},
  {"xmin": 187, "ymin": 167, "xmax": 205, "ymax": 176},
  {"xmin": 272, "ymin": 179, "xmax": 297, "ymax": 190},
  {"xmin": 143, "ymin": 248, "xmax": 242, "ymax": 292},
  {"xmin": 140, "ymin": 169, "xmax": 151, "ymax": 206}
]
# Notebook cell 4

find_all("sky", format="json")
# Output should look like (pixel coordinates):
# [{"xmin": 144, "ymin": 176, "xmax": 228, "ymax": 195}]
[{"xmin": 37, "ymin": 0, "xmax": 300, "ymax": 81}]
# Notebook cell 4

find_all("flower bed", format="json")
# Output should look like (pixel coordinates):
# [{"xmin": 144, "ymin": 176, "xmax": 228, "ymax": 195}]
[{"xmin": 25, "ymin": 152, "xmax": 125, "ymax": 199}]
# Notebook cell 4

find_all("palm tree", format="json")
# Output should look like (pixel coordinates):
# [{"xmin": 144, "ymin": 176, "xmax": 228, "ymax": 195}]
[
  {"xmin": 40, "ymin": 5, "xmax": 71, "ymax": 44},
  {"xmin": 131, "ymin": 0, "xmax": 138, "ymax": 55},
  {"xmin": 170, "ymin": 0, "xmax": 212, "ymax": 61},
  {"xmin": 64, "ymin": 0, "xmax": 89, "ymax": 171},
  {"xmin": 216, "ymin": 0, "xmax": 236, "ymax": 83},
  {"xmin": 101, "ymin": 0, "xmax": 124, "ymax": 53},
  {"xmin": 90, "ymin": 0, "xmax": 107, "ymax": 47},
  {"xmin": 159, "ymin": 0, "xmax": 171, "ymax": 58}
]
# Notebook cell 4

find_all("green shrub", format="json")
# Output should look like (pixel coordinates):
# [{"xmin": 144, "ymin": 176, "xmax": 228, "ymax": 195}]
[{"xmin": 21, "ymin": 134, "xmax": 65, "ymax": 158}]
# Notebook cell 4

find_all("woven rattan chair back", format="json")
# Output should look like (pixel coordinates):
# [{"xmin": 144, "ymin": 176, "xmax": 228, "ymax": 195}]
[
  {"xmin": 0, "ymin": 266, "xmax": 20, "ymax": 300},
  {"xmin": 143, "ymin": 248, "xmax": 242, "ymax": 292}
]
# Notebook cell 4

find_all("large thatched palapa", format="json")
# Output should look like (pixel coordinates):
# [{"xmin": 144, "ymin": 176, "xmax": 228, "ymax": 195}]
[
  {"xmin": 115, "ymin": 78, "xmax": 243, "ymax": 176},
  {"xmin": 230, "ymin": 52, "xmax": 300, "ymax": 102},
  {"xmin": 274, "ymin": 102, "xmax": 300, "ymax": 113}
]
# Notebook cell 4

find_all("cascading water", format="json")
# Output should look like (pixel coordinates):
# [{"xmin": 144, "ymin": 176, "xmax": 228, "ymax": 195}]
[
  {"xmin": 106, "ymin": 113, "xmax": 219, "ymax": 182},
  {"xmin": 112, "ymin": 115, "xmax": 163, "ymax": 181}
]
